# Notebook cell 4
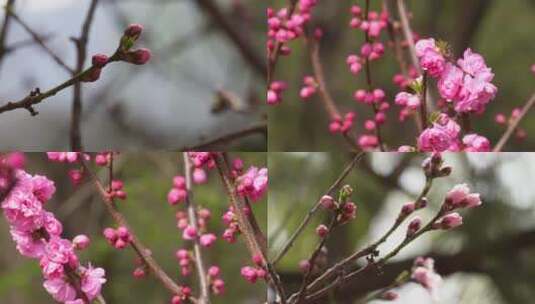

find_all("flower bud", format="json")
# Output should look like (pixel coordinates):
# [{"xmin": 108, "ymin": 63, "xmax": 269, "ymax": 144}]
[
  {"xmin": 316, "ymin": 224, "xmax": 329, "ymax": 238},
  {"xmin": 434, "ymin": 212, "xmax": 463, "ymax": 230},
  {"xmin": 406, "ymin": 216, "xmax": 422, "ymax": 237},
  {"xmin": 92, "ymin": 54, "xmax": 109, "ymax": 68},
  {"xmin": 124, "ymin": 23, "xmax": 143, "ymax": 39},
  {"xmin": 124, "ymin": 48, "xmax": 152, "ymax": 65},
  {"xmin": 73, "ymin": 234, "xmax": 90, "ymax": 250},
  {"xmin": 320, "ymin": 195, "xmax": 336, "ymax": 210},
  {"xmin": 81, "ymin": 67, "xmax": 102, "ymax": 82}
]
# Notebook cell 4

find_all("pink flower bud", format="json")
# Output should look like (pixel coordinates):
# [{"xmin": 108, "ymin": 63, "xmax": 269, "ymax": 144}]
[
  {"xmin": 193, "ymin": 168, "xmax": 207, "ymax": 184},
  {"xmin": 72, "ymin": 234, "xmax": 90, "ymax": 250},
  {"xmin": 212, "ymin": 278, "xmax": 225, "ymax": 295},
  {"xmin": 81, "ymin": 67, "xmax": 102, "ymax": 82},
  {"xmin": 124, "ymin": 48, "xmax": 152, "ymax": 65},
  {"xmin": 103, "ymin": 228, "xmax": 117, "ymax": 242},
  {"xmin": 133, "ymin": 267, "xmax": 146, "ymax": 279},
  {"xmin": 68, "ymin": 169, "xmax": 83, "ymax": 186},
  {"xmin": 240, "ymin": 266, "xmax": 258, "ymax": 283},
  {"xmin": 208, "ymin": 266, "xmax": 221, "ymax": 278},
  {"xmin": 168, "ymin": 188, "xmax": 187, "ymax": 205},
  {"xmin": 436, "ymin": 212, "xmax": 463, "ymax": 230},
  {"xmin": 316, "ymin": 224, "xmax": 329, "ymax": 237},
  {"xmin": 124, "ymin": 24, "xmax": 143, "ymax": 38},
  {"xmin": 199, "ymin": 234, "xmax": 216, "ymax": 247},
  {"xmin": 406, "ymin": 216, "xmax": 422, "ymax": 237},
  {"xmin": 182, "ymin": 226, "xmax": 198, "ymax": 240},
  {"xmin": 299, "ymin": 260, "xmax": 310, "ymax": 273},
  {"xmin": 319, "ymin": 195, "xmax": 335, "ymax": 210},
  {"xmin": 92, "ymin": 54, "xmax": 109, "ymax": 68}
]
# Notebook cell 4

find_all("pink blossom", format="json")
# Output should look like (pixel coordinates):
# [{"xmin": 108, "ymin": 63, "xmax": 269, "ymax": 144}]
[
  {"xmin": 445, "ymin": 184, "xmax": 482, "ymax": 209},
  {"xmin": 199, "ymin": 233, "xmax": 217, "ymax": 247},
  {"xmin": 436, "ymin": 212, "xmax": 463, "ymax": 229},
  {"xmin": 43, "ymin": 278, "xmax": 77, "ymax": 302},
  {"xmin": 73, "ymin": 235, "xmax": 91, "ymax": 250},
  {"xmin": 2, "ymin": 190, "xmax": 45, "ymax": 232},
  {"xmin": 240, "ymin": 266, "xmax": 258, "ymax": 283},
  {"xmin": 438, "ymin": 63, "xmax": 463, "ymax": 101},
  {"xmin": 208, "ymin": 266, "xmax": 221, "ymax": 278},
  {"xmin": 44, "ymin": 237, "xmax": 75, "ymax": 265},
  {"xmin": 9, "ymin": 228, "xmax": 46, "ymax": 258},
  {"xmin": 457, "ymin": 48, "xmax": 493, "ymax": 80},
  {"xmin": 46, "ymin": 152, "xmax": 79, "ymax": 163},
  {"xmin": 80, "ymin": 266, "xmax": 107, "ymax": 300},
  {"xmin": 192, "ymin": 168, "xmax": 207, "ymax": 184},
  {"xmin": 418, "ymin": 115, "xmax": 461, "ymax": 152},
  {"xmin": 319, "ymin": 195, "xmax": 335, "ymax": 210},
  {"xmin": 415, "ymin": 38, "xmax": 445, "ymax": 77},
  {"xmin": 411, "ymin": 257, "xmax": 442, "ymax": 295},
  {"xmin": 463, "ymin": 134, "xmax": 490, "ymax": 152},
  {"xmin": 316, "ymin": 224, "xmax": 329, "ymax": 237},
  {"xmin": 236, "ymin": 167, "xmax": 268, "ymax": 201},
  {"xmin": 182, "ymin": 225, "xmax": 198, "ymax": 240},
  {"xmin": 168, "ymin": 188, "xmax": 187, "ymax": 205},
  {"xmin": 395, "ymin": 92, "xmax": 420, "ymax": 109},
  {"xmin": 455, "ymin": 74, "xmax": 497, "ymax": 113},
  {"xmin": 43, "ymin": 211, "xmax": 63, "ymax": 236}
]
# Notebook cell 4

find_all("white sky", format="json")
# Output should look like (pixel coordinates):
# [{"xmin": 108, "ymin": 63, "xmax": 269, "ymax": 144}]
[{"xmin": 1, "ymin": 0, "xmax": 75, "ymax": 12}]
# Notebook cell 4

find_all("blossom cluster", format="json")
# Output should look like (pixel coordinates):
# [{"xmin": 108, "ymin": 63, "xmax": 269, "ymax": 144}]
[
  {"xmin": 395, "ymin": 38, "xmax": 497, "ymax": 152},
  {"xmin": 1, "ymin": 156, "xmax": 106, "ymax": 304}
]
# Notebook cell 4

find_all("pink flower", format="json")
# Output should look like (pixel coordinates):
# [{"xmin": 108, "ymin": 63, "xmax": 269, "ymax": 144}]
[
  {"xmin": 199, "ymin": 233, "xmax": 217, "ymax": 247},
  {"xmin": 462, "ymin": 134, "xmax": 490, "ymax": 152},
  {"xmin": 319, "ymin": 195, "xmax": 335, "ymax": 210},
  {"xmin": 411, "ymin": 257, "xmax": 442, "ymax": 295},
  {"xmin": 236, "ymin": 167, "xmax": 268, "ymax": 201},
  {"xmin": 208, "ymin": 266, "xmax": 221, "ymax": 278},
  {"xmin": 445, "ymin": 184, "xmax": 481, "ymax": 209},
  {"xmin": 435, "ymin": 212, "xmax": 463, "ymax": 229},
  {"xmin": 415, "ymin": 38, "xmax": 437, "ymax": 57},
  {"xmin": 125, "ymin": 48, "xmax": 152, "ymax": 65},
  {"xmin": 395, "ymin": 92, "xmax": 420, "ymax": 109},
  {"xmin": 2, "ymin": 190, "xmax": 45, "ymax": 232},
  {"xmin": 44, "ymin": 237, "xmax": 75, "ymax": 265},
  {"xmin": 73, "ymin": 235, "xmax": 91, "ymax": 250},
  {"xmin": 43, "ymin": 211, "xmax": 63, "ymax": 236},
  {"xmin": 47, "ymin": 152, "xmax": 79, "ymax": 163},
  {"xmin": 315, "ymin": 224, "xmax": 329, "ymax": 237},
  {"xmin": 192, "ymin": 168, "xmax": 207, "ymax": 184},
  {"xmin": 457, "ymin": 48, "xmax": 493, "ymax": 81},
  {"xmin": 168, "ymin": 188, "xmax": 187, "ymax": 205},
  {"xmin": 455, "ymin": 74, "xmax": 497, "ymax": 113},
  {"xmin": 438, "ymin": 63, "xmax": 463, "ymax": 101},
  {"xmin": 418, "ymin": 115, "xmax": 461, "ymax": 152},
  {"xmin": 182, "ymin": 225, "xmax": 198, "ymax": 240},
  {"xmin": 9, "ymin": 228, "xmax": 46, "ymax": 258},
  {"xmin": 415, "ymin": 38, "xmax": 445, "ymax": 77},
  {"xmin": 80, "ymin": 266, "xmax": 107, "ymax": 300},
  {"xmin": 43, "ymin": 278, "xmax": 77, "ymax": 302},
  {"xmin": 240, "ymin": 266, "xmax": 258, "ymax": 283}
]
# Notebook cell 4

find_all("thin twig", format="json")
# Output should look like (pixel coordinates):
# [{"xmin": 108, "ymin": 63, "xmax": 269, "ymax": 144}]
[
  {"xmin": 9, "ymin": 12, "xmax": 74, "ymax": 73},
  {"xmin": 0, "ymin": 0, "xmax": 15, "ymax": 70},
  {"xmin": 183, "ymin": 153, "xmax": 210, "ymax": 304},
  {"xmin": 214, "ymin": 153, "xmax": 287, "ymax": 303},
  {"xmin": 71, "ymin": 0, "xmax": 99, "ymax": 151},
  {"xmin": 307, "ymin": 37, "xmax": 360, "ymax": 151},
  {"xmin": 272, "ymin": 153, "xmax": 364, "ymax": 265},
  {"xmin": 181, "ymin": 123, "xmax": 267, "ymax": 151},
  {"xmin": 81, "ymin": 158, "xmax": 195, "ymax": 302},
  {"xmin": 493, "ymin": 92, "xmax": 535, "ymax": 152},
  {"xmin": 194, "ymin": 0, "xmax": 265, "ymax": 78}
]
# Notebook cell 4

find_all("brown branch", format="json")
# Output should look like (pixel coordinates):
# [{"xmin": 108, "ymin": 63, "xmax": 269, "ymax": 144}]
[
  {"xmin": 307, "ymin": 38, "xmax": 359, "ymax": 151},
  {"xmin": 80, "ymin": 158, "xmax": 194, "ymax": 302},
  {"xmin": 70, "ymin": 0, "xmax": 99, "ymax": 151},
  {"xmin": 181, "ymin": 123, "xmax": 267, "ymax": 151},
  {"xmin": 9, "ymin": 12, "xmax": 74, "ymax": 73},
  {"xmin": 493, "ymin": 92, "xmax": 535, "ymax": 152},
  {"xmin": 272, "ymin": 153, "xmax": 364, "ymax": 265},
  {"xmin": 194, "ymin": 0, "xmax": 265, "ymax": 79},
  {"xmin": 0, "ymin": 0, "xmax": 15, "ymax": 70},
  {"xmin": 183, "ymin": 153, "xmax": 210, "ymax": 304},
  {"xmin": 214, "ymin": 153, "xmax": 287, "ymax": 303}
]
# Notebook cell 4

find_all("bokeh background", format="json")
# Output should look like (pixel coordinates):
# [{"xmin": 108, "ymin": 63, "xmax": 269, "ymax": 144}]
[
  {"xmin": 0, "ymin": 152, "xmax": 267, "ymax": 303},
  {"xmin": 268, "ymin": 0, "xmax": 535, "ymax": 151},
  {"xmin": 0, "ymin": 0, "xmax": 266, "ymax": 150},
  {"xmin": 269, "ymin": 152, "xmax": 535, "ymax": 303}
]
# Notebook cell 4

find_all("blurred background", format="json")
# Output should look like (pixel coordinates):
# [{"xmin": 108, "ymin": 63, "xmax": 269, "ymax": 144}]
[
  {"xmin": 268, "ymin": 0, "xmax": 535, "ymax": 151},
  {"xmin": 0, "ymin": 152, "xmax": 267, "ymax": 303},
  {"xmin": 0, "ymin": 0, "xmax": 266, "ymax": 150},
  {"xmin": 269, "ymin": 152, "xmax": 535, "ymax": 303}
]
